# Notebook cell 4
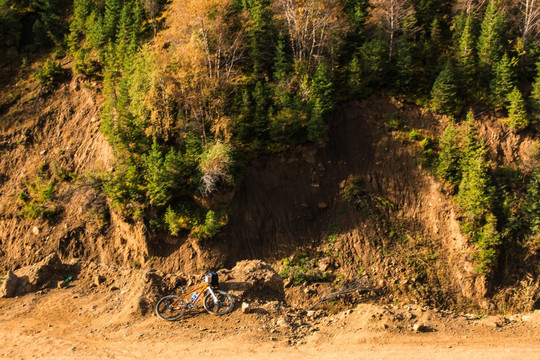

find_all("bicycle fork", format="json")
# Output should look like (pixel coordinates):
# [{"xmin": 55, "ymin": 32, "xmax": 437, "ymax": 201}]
[{"xmin": 207, "ymin": 287, "xmax": 222, "ymax": 308}]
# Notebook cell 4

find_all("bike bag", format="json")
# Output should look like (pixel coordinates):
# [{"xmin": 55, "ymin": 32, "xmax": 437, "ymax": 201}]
[{"xmin": 205, "ymin": 271, "xmax": 219, "ymax": 288}]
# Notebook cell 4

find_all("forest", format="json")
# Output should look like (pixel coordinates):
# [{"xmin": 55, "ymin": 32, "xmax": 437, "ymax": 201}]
[{"xmin": 2, "ymin": 0, "xmax": 540, "ymax": 278}]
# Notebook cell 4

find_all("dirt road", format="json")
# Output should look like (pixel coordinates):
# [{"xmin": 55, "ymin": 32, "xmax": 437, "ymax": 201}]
[{"xmin": 1, "ymin": 284, "xmax": 539, "ymax": 360}]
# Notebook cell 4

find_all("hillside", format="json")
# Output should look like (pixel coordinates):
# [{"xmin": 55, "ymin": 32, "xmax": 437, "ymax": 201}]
[{"xmin": 0, "ymin": 0, "xmax": 540, "ymax": 320}]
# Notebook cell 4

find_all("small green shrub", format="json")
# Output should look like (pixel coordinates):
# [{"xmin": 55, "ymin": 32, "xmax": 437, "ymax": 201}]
[
  {"xmin": 385, "ymin": 112, "xmax": 407, "ymax": 131},
  {"xmin": 409, "ymin": 129, "xmax": 424, "ymax": 141},
  {"xmin": 35, "ymin": 58, "xmax": 65, "ymax": 91},
  {"xmin": 279, "ymin": 254, "xmax": 332, "ymax": 285},
  {"xmin": 18, "ymin": 175, "xmax": 58, "ymax": 220},
  {"xmin": 191, "ymin": 209, "xmax": 228, "ymax": 240},
  {"xmin": 164, "ymin": 205, "xmax": 196, "ymax": 236},
  {"xmin": 343, "ymin": 177, "xmax": 368, "ymax": 211}
]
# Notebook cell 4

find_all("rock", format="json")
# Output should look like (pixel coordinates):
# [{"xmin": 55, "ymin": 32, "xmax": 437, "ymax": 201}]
[
  {"xmin": 318, "ymin": 257, "xmax": 334, "ymax": 272},
  {"xmin": 317, "ymin": 202, "xmax": 328, "ymax": 209},
  {"xmin": 94, "ymin": 275, "xmax": 106, "ymax": 286},
  {"xmin": 32, "ymin": 226, "xmax": 40, "ymax": 235},
  {"xmin": 412, "ymin": 323, "xmax": 433, "ymax": 332},
  {"xmin": 12, "ymin": 252, "xmax": 65, "ymax": 295},
  {"xmin": 276, "ymin": 317, "xmax": 289, "ymax": 328},
  {"xmin": 1, "ymin": 270, "xmax": 19, "ymax": 298},
  {"xmin": 217, "ymin": 260, "xmax": 285, "ymax": 301},
  {"xmin": 241, "ymin": 302, "xmax": 250, "ymax": 314}
]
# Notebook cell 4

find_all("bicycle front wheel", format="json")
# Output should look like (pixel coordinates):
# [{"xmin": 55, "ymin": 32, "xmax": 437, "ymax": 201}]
[
  {"xmin": 156, "ymin": 295, "xmax": 186, "ymax": 321},
  {"xmin": 204, "ymin": 290, "xmax": 233, "ymax": 315}
]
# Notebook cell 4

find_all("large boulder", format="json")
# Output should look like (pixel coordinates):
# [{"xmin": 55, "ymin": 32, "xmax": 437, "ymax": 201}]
[
  {"xmin": 9, "ymin": 252, "xmax": 68, "ymax": 296},
  {"xmin": 0, "ymin": 270, "xmax": 19, "ymax": 298},
  {"xmin": 218, "ymin": 260, "xmax": 285, "ymax": 302}
]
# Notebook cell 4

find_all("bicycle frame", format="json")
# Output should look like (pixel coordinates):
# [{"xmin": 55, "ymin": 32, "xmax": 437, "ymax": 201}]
[{"xmin": 175, "ymin": 282, "xmax": 220, "ymax": 309}]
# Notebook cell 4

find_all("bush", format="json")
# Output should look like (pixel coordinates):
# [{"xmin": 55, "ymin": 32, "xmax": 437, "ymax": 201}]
[
  {"xmin": 35, "ymin": 58, "xmax": 65, "ymax": 91},
  {"xmin": 385, "ymin": 112, "xmax": 406, "ymax": 131},
  {"xmin": 199, "ymin": 142, "xmax": 234, "ymax": 196},
  {"xmin": 278, "ymin": 254, "xmax": 332, "ymax": 286},
  {"xmin": 163, "ymin": 205, "xmax": 196, "ymax": 236},
  {"xmin": 191, "ymin": 209, "xmax": 228, "ymax": 240},
  {"xmin": 409, "ymin": 129, "xmax": 424, "ymax": 141},
  {"xmin": 18, "ymin": 176, "xmax": 58, "ymax": 220},
  {"xmin": 343, "ymin": 177, "xmax": 368, "ymax": 211}
]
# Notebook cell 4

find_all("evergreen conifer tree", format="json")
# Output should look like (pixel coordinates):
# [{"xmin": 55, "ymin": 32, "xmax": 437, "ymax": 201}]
[
  {"xmin": 273, "ymin": 32, "xmax": 290, "ymax": 82},
  {"xmin": 430, "ymin": 62, "xmax": 460, "ymax": 115},
  {"xmin": 490, "ymin": 53, "xmax": 516, "ymax": 109},
  {"xmin": 143, "ymin": 141, "xmax": 171, "ymax": 206},
  {"xmin": 504, "ymin": 86, "xmax": 529, "ymax": 131},
  {"xmin": 525, "ymin": 162, "xmax": 540, "ymax": 237},
  {"xmin": 310, "ymin": 63, "xmax": 333, "ymax": 116},
  {"xmin": 253, "ymin": 81, "xmax": 268, "ymax": 137},
  {"xmin": 347, "ymin": 55, "xmax": 364, "ymax": 98},
  {"xmin": 103, "ymin": 0, "xmax": 121, "ymax": 41},
  {"xmin": 248, "ymin": 0, "xmax": 275, "ymax": 77},
  {"xmin": 529, "ymin": 62, "xmax": 540, "ymax": 122},
  {"xmin": 456, "ymin": 139, "xmax": 493, "ymax": 233},
  {"xmin": 461, "ymin": 109, "xmax": 480, "ymax": 166},
  {"xmin": 437, "ymin": 120, "xmax": 462, "ymax": 187},
  {"xmin": 477, "ymin": 0, "xmax": 506, "ymax": 76},
  {"xmin": 456, "ymin": 14, "xmax": 476, "ymax": 84}
]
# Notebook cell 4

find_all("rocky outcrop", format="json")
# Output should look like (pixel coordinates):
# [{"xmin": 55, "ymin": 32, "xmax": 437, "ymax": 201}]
[
  {"xmin": 1, "ymin": 252, "xmax": 71, "ymax": 297},
  {"xmin": 218, "ymin": 260, "xmax": 285, "ymax": 302},
  {"xmin": 0, "ymin": 270, "xmax": 19, "ymax": 298}
]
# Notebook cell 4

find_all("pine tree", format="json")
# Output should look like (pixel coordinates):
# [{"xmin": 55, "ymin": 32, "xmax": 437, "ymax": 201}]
[
  {"xmin": 85, "ymin": 10, "xmax": 105, "ymax": 50},
  {"xmin": 456, "ymin": 14, "xmax": 476, "ymax": 82},
  {"xmin": 103, "ymin": 0, "xmax": 121, "ymax": 41},
  {"xmin": 529, "ymin": 62, "xmax": 540, "ymax": 122},
  {"xmin": 437, "ymin": 120, "xmax": 462, "ymax": 187},
  {"xmin": 395, "ymin": 41, "xmax": 415, "ymax": 94},
  {"xmin": 430, "ymin": 62, "xmax": 460, "ymax": 115},
  {"xmin": 253, "ymin": 81, "xmax": 268, "ymax": 137},
  {"xmin": 456, "ymin": 139, "xmax": 493, "ymax": 233},
  {"xmin": 273, "ymin": 32, "xmax": 290, "ymax": 82},
  {"xmin": 310, "ymin": 63, "xmax": 333, "ymax": 116},
  {"xmin": 307, "ymin": 98, "xmax": 324, "ymax": 143},
  {"xmin": 504, "ymin": 86, "xmax": 529, "ymax": 132},
  {"xmin": 525, "ymin": 162, "xmax": 540, "ymax": 237},
  {"xmin": 143, "ymin": 141, "xmax": 171, "ymax": 206},
  {"xmin": 461, "ymin": 109, "xmax": 480, "ymax": 166},
  {"xmin": 490, "ymin": 53, "xmax": 516, "ymax": 109},
  {"xmin": 477, "ymin": 0, "xmax": 506, "ymax": 75},
  {"xmin": 347, "ymin": 55, "xmax": 364, "ymax": 98},
  {"xmin": 475, "ymin": 212, "xmax": 501, "ymax": 273},
  {"xmin": 248, "ymin": 0, "xmax": 275, "ymax": 77}
]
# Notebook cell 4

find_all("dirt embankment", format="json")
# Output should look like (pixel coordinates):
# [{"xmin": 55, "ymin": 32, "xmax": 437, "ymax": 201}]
[{"xmin": 0, "ymin": 62, "xmax": 538, "ymax": 312}]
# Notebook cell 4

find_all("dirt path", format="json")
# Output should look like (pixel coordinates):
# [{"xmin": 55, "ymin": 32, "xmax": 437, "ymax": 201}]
[{"xmin": 1, "ymin": 284, "xmax": 539, "ymax": 359}]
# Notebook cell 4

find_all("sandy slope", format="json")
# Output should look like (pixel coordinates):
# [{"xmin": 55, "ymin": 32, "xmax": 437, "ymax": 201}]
[{"xmin": 1, "ymin": 282, "xmax": 539, "ymax": 360}]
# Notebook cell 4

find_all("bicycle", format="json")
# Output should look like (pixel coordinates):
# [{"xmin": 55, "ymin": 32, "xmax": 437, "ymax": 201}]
[{"xmin": 156, "ymin": 271, "xmax": 234, "ymax": 321}]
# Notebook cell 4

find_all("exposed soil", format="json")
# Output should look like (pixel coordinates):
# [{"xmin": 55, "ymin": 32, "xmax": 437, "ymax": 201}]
[{"xmin": 0, "ymin": 273, "xmax": 539, "ymax": 359}]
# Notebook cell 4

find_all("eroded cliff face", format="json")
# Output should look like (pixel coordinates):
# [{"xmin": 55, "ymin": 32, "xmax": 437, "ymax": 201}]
[{"xmin": 0, "ymin": 66, "xmax": 536, "ymax": 311}]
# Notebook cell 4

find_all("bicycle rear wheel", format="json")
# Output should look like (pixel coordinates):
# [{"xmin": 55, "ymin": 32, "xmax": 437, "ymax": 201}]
[
  {"xmin": 203, "ymin": 290, "xmax": 233, "ymax": 315},
  {"xmin": 156, "ymin": 295, "xmax": 186, "ymax": 321}
]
